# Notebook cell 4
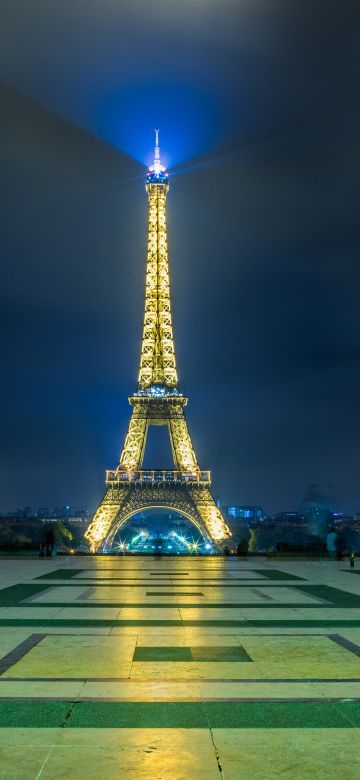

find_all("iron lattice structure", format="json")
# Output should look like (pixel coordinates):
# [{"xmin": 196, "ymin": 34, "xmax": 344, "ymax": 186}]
[{"xmin": 85, "ymin": 133, "xmax": 231, "ymax": 551}]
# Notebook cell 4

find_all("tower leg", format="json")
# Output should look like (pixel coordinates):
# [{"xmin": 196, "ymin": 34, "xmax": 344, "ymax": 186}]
[
  {"xmin": 169, "ymin": 408, "xmax": 199, "ymax": 472},
  {"xmin": 84, "ymin": 489, "xmax": 127, "ymax": 552},
  {"xmin": 118, "ymin": 407, "xmax": 148, "ymax": 471},
  {"xmin": 191, "ymin": 488, "xmax": 231, "ymax": 544}
]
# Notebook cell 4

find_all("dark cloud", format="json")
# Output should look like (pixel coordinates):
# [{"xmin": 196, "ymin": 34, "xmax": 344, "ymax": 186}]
[{"xmin": 0, "ymin": 1, "xmax": 359, "ymax": 513}]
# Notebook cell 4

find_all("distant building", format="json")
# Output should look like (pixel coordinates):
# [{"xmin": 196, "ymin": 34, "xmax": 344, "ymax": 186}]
[
  {"xmin": 271, "ymin": 512, "xmax": 304, "ymax": 525},
  {"xmin": 332, "ymin": 512, "xmax": 354, "ymax": 525},
  {"xmin": 37, "ymin": 507, "xmax": 50, "ymax": 519},
  {"xmin": 299, "ymin": 483, "xmax": 333, "ymax": 535},
  {"xmin": 3, "ymin": 505, "xmax": 90, "ymax": 523},
  {"xmin": 7, "ymin": 506, "xmax": 32, "ymax": 519},
  {"xmin": 224, "ymin": 506, "xmax": 264, "ymax": 522}
]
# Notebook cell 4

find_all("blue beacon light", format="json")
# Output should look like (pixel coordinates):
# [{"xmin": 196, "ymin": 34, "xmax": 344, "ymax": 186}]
[{"xmin": 146, "ymin": 129, "xmax": 168, "ymax": 184}]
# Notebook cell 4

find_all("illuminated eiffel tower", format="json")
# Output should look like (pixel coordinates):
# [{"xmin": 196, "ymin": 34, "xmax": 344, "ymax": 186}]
[{"xmin": 85, "ymin": 132, "xmax": 231, "ymax": 552}]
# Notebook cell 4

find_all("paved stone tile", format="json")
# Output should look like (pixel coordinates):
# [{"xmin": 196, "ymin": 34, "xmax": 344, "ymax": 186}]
[
  {"xmin": 1, "ymin": 557, "xmax": 360, "ymax": 777},
  {"xmin": 120, "ymin": 608, "xmax": 181, "ymax": 620},
  {"xmin": 111, "ymin": 626, "xmax": 187, "ymax": 636},
  {"xmin": 0, "ymin": 607, "xmax": 64, "ymax": 619},
  {"xmin": 39, "ymin": 743, "xmax": 220, "ymax": 779},
  {"xmin": 136, "ymin": 633, "xmax": 242, "ymax": 646},
  {"xmin": 80, "ymin": 680, "xmax": 202, "ymax": 700},
  {"xmin": 240, "ymin": 607, "xmax": 307, "ymax": 619},
  {"xmin": 54, "ymin": 607, "xmax": 122, "ymax": 620},
  {"xmin": 36, "ymin": 729, "xmax": 220, "ymax": 779},
  {"xmin": 0, "ymin": 681, "xmax": 85, "ymax": 697},
  {"xmin": 213, "ymin": 728, "xmax": 360, "ymax": 779},
  {"xmin": 0, "ymin": 746, "xmax": 52, "ymax": 779},
  {"xmin": 33, "ymin": 587, "xmax": 95, "ymax": 602},
  {"xmin": 2, "ymin": 635, "xmax": 136, "ymax": 679},
  {"xmin": 130, "ymin": 661, "xmax": 262, "ymax": 680},
  {"xmin": 0, "ymin": 632, "xmax": 35, "ymax": 656}
]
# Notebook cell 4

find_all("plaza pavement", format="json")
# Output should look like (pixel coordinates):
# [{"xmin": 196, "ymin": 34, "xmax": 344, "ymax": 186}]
[{"xmin": 0, "ymin": 555, "xmax": 360, "ymax": 778}]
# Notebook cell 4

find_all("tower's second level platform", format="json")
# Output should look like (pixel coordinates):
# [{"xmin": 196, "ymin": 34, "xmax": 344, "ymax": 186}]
[{"xmin": 106, "ymin": 469, "xmax": 211, "ymax": 487}]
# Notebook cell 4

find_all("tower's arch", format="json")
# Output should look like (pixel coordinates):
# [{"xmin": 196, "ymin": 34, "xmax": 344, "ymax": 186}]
[{"xmin": 102, "ymin": 504, "xmax": 211, "ymax": 552}]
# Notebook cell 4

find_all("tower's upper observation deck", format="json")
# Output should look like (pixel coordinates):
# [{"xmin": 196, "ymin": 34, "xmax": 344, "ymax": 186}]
[{"xmin": 146, "ymin": 129, "xmax": 168, "ymax": 186}]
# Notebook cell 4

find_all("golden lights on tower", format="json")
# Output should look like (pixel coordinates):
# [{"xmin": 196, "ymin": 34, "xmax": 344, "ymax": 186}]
[{"xmin": 85, "ymin": 132, "xmax": 231, "ymax": 552}]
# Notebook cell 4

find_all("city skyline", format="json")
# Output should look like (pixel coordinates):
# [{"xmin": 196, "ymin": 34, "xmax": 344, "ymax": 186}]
[{"xmin": 3, "ymin": 481, "xmax": 359, "ymax": 520}]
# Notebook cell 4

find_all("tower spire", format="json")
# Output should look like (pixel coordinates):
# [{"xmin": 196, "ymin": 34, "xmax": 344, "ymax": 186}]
[
  {"xmin": 148, "ymin": 129, "xmax": 166, "ymax": 179},
  {"xmin": 154, "ymin": 128, "xmax": 160, "ymax": 164}
]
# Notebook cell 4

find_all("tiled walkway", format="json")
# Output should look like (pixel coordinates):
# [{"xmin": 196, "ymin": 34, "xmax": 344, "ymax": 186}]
[{"xmin": 0, "ymin": 556, "xmax": 360, "ymax": 778}]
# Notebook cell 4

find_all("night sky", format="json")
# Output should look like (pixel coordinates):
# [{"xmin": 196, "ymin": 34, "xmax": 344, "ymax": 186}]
[{"xmin": 1, "ymin": 1, "xmax": 359, "ymax": 514}]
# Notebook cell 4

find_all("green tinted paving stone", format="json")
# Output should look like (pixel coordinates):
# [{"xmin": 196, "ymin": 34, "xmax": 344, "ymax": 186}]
[
  {"xmin": 190, "ymin": 646, "xmax": 252, "ymax": 662},
  {"xmin": 252, "ymin": 570, "xmax": 306, "ymax": 581},
  {"xmin": 68, "ymin": 701, "xmax": 298, "ymax": 729},
  {"xmin": 36, "ymin": 569, "xmax": 85, "ymax": 580},
  {"xmin": 146, "ymin": 592, "xmax": 204, "ymax": 596},
  {"xmin": 332, "ymin": 701, "xmax": 360, "ymax": 726},
  {"xmin": 133, "ymin": 646, "xmax": 252, "ymax": 662},
  {"xmin": 204, "ymin": 701, "xmax": 356, "ymax": 728},
  {"xmin": 134, "ymin": 646, "xmax": 193, "ymax": 661},
  {"xmin": 294, "ymin": 584, "xmax": 360, "ymax": 607},
  {"xmin": 0, "ymin": 700, "xmax": 71, "ymax": 727},
  {"xmin": 0, "ymin": 584, "xmax": 51, "ymax": 606},
  {"xmin": 0, "ymin": 701, "xmax": 355, "ymax": 729},
  {"xmin": 69, "ymin": 701, "xmax": 208, "ymax": 728}
]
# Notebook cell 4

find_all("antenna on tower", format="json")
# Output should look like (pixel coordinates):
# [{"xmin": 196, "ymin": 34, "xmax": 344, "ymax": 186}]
[
  {"xmin": 148, "ymin": 129, "xmax": 166, "ymax": 178},
  {"xmin": 154, "ymin": 129, "xmax": 160, "ymax": 163}
]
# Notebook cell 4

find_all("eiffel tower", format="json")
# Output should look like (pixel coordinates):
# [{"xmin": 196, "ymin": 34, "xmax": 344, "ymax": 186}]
[{"xmin": 85, "ymin": 132, "xmax": 231, "ymax": 552}]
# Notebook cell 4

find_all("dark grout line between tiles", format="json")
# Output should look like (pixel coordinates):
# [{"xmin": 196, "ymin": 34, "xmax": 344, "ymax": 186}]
[
  {"xmin": 2, "ymin": 677, "xmax": 360, "ymax": 683},
  {"xmin": 0, "ymin": 634, "xmax": 46, "ymax": 675},
  {"xmin": 328, "ymin": 634, "xmax": 360, "ymax": 657}
]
